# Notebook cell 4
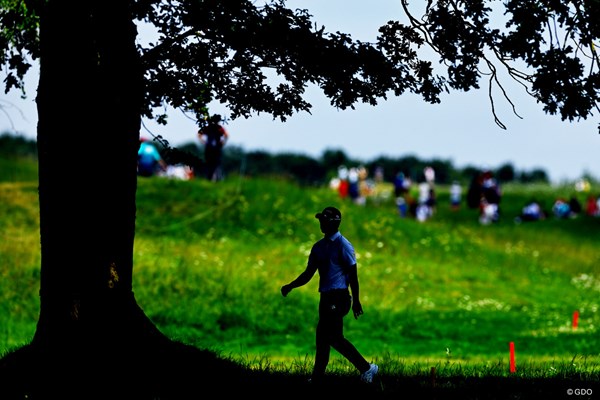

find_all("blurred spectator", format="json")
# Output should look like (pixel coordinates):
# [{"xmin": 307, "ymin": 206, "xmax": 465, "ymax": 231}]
[
  {"xmin": 424, "ymin": 166, "xmax": 435, "ymax": 186},
  {"xmin": 198, "ymin": 114, "xmax": 229, "ymax": 181},
  {"xmin": 479, "ymin": 200, "xmax": 499, "ymax": 225},
  {"xmin": 479, "ymin": 170, "xmax": 501, "ymax": 225},
  {"xmin": 138, "ymin": 138, "xmax": 167, "ymax": 177},
  {"xmin": 393, "ymin": 172, "xmax": 409, "ymax": 217},
  {"xmin": 416, "ymin": 181, "xmax": 434, "ymax": 222},
  {"xmin": 450, "ymin": 181, "xmax": 462, "ymax": 210},
  {"xmin": 348, "ymin": 167, "xmax": 360, "ymax": 205},
  {"xmin": 515, "ymin": 200, "xmax": 546, "ymax": 223},
  {"xmin": 569, "ymin": 196, "xmax": 582, "ymax": 216},
  {"xmin": 337, "ymin": 165, "xmax": 349, "ymax": 199},
  {"xmin": 165, "ymin": 164, "xmax": 194, "ymax": 180},
  {"xmin": 396, "ymin": 196, "xmax": 408, "ymax": 218},
  {"xmin": 552, "ymin": 198, "xmax": 572, "ymax": 219},
  {"xmin": 575, "ymin": 179, "xmax": 591, "ymax": 193},
  {"xmin": 357, "ymin": 166, "xmax": 371, "ymax": 206},
  {"xmin": 585, "ymin": 194, "xmax": 599, "ymax": 217},
  {"xmin": 466, "ymin": 173, "xmax": 482, "ymax": 210},
  {"xmin": 393, "ymin": 172, "xmax": 407, "ymax": 198}
]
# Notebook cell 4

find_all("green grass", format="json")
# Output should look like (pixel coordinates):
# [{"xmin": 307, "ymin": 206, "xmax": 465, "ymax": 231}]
[{"xmin": 1, "ymin": 161, "xmax": 600, "ymax": 387}]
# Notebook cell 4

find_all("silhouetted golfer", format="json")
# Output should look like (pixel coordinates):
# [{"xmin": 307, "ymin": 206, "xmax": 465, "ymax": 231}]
[{"xmin": 281, "ymin": 206, "xmax": 379, "ymax": 383}]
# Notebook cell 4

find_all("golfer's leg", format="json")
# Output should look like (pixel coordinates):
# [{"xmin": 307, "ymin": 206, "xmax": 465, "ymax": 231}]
[
  {"xmin": 329, "ymin": 294, "xmax": 370, "ymax": 372},
  {"xmin": 332, "ymin": 336, "xmax": 370, "ymax": 372},
  {"xmin": 312, "ymin": 318, "xmax": 330, "ymax": 378}
]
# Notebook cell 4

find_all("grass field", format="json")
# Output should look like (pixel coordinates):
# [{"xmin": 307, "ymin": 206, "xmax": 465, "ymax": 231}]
[{"xmin": 1, "ymin": 158, "xmax": 599, "ymax": 387}]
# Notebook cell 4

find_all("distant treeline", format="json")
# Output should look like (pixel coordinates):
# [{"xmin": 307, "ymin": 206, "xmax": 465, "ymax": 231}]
[
  {"xmin": 1, "ymin": 132, "xmax": 550, "ymax": 185},
  {"xmin": 0, "ymin": 133, "xmax": 38, "ymax": 158},
  {"xmin": 171, "ymin": 140, "xmax": 550, "ymax": 186}
]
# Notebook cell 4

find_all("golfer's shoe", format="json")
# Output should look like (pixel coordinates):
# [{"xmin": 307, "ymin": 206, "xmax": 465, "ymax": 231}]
[{"xmin": 360, "ymin": 363, "xmax": 379, "ymax": 383}]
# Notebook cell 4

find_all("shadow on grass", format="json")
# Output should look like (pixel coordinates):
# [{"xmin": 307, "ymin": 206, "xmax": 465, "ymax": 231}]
[{"xmin": 1, "ymin": 342, "xmax": 598, "ymax": 400}]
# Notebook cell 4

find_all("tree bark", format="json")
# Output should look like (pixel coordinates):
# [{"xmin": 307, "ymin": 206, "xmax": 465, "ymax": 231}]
[
  {"xmin": 34, "ymin": 0, "xmax": 154, "ymax": 345},
  {"xmin": 0, "ymin": 3, "xmax": 245, "ymax": 397},
  {"xmin": 0, "ymin": 1, "xmax": 223, "ymax": 397}
]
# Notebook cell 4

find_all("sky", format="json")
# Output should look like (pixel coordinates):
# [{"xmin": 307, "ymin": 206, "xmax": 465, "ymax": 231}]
[{"xmin": 1, "ymin": 0, "xmax": 599, "ymax": 183}]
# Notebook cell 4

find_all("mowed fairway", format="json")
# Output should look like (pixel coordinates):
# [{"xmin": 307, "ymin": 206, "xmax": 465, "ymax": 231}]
[{"xmin": 2, "ymin": 167, "xmax": 600, "ymax": 378}]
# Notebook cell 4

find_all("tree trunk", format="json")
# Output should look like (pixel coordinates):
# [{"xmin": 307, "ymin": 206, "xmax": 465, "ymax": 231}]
[
  {"xmin": 0, "ymin": 2, "xmax": 245, "ymax": 397},
  {"xmin": 0, "ymin": 1, "xmax": 236, "ymax": 397},
  {"xmin": 34, "ymin": 0, "xmax": 157, "ymax": 345}
]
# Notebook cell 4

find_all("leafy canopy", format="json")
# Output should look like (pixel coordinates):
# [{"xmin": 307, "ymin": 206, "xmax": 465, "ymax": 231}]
[{"xmin": 1, "ymin": 0, "xmax": 598, "ymax": 130}]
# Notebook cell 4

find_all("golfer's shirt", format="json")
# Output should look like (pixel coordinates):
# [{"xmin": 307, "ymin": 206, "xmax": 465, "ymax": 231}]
[{"xmin": 308, "ymin": 231, "xmax": 357, "ymax": 293}]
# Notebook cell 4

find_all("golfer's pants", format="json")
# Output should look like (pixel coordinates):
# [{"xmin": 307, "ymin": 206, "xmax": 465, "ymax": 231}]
[{"xmin": 313, "ymin": 289, "xmax": 370, "ymax": 377}]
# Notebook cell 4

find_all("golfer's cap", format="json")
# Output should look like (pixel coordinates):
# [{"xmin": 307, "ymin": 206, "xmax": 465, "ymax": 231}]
[{"xmin": 315, "ymin": 206, "xmax": 342, "ymax": 221}]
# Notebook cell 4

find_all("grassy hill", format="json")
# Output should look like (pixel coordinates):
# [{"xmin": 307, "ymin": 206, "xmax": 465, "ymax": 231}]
[{"xmin": 1, "ymin": 161, "xmax": 599, "ymax": 395}]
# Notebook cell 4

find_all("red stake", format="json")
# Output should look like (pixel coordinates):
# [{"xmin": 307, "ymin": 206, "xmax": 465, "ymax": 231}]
[
  {"xmin": 573, "ymin": 310, "xmax": 579, "ymax": 329},
  {"xmin": 509, "ymin": 342, "xmax": 516, "ymax": 373}
]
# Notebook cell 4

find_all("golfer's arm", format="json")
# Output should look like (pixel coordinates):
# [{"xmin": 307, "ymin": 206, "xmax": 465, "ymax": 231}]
[
  {"xmin": 287, "ymin": 266, "xmax": 316, "ymax": 289},
  {"xmin": 348, "ymin": 264, "xmax": 360, "ymax": 300}
]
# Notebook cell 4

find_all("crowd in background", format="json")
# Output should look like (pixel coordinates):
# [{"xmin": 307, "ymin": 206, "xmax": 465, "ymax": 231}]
[
  {"xmin": 137, "ymin": 115, "xmax": 229, "ymax": 182},
  {"xmin": 516, "ymin": 192, "xmax": 600, "ymax": 222},
  {"xmin": 131, "ymin": 127, "xmax": 600, "ymax": 226},
  {"xmin": 328, "ymin": 164, "xmax": 600, "ymax": 225}
]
